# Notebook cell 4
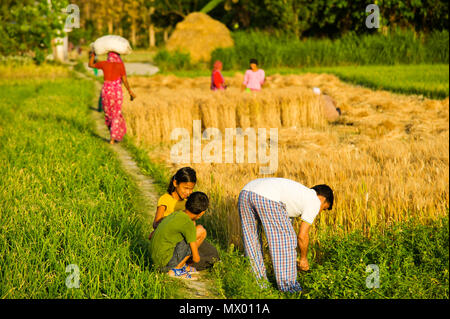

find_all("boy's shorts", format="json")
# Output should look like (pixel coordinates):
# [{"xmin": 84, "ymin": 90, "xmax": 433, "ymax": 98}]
[{"xmin": 163, "ymin": 240, "xmax": 192, "ymax": 272}]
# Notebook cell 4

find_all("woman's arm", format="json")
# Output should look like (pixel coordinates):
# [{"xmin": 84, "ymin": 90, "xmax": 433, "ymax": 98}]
[
  {"xmin": 153, "ymin": 205, "xmax": 166, "ymax": 229},
  {"xmin": 88, "ymin": 51, "xmax": 96, "ymax": 68},
  {"xmin": 121, "ymin": 75, "xmax": 136, "ymax": 100}
]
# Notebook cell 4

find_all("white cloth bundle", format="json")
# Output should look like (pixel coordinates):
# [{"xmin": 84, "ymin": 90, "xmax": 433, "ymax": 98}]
[{"xmin": 91, "ymin": 35, "xmax": 132, "ymax": 55}]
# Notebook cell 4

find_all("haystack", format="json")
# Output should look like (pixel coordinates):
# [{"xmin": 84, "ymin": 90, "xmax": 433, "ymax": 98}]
[{"xmin": 166, "ymin": 12, "xmax": 234, "ymax": 62}]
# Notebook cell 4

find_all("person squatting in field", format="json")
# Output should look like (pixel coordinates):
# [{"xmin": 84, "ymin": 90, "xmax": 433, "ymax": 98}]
[
  {"xmin": 242, "ymin": 58, "xmax": 265, "ymax": 92},
  {"xmin": 238, "ymin": 178, "xmax": 334, "ymax": 292},
  {"xmin": 88, "ymin": 51, "xmax": 136, "ymax": 144},
  {"xmin": 149, "ymin": 167, "xmax": 219, "ymax": 272},
  {"xmin": 211, "ymin": 60, "xmax": 227, "ymax": 91},
  {"xmin": 149, "ymin": 167, "xmax": 198, "ymax": 240},
  {"xmin": 149, "ymin": 191, "xmax": 210, "ymax": 280}
]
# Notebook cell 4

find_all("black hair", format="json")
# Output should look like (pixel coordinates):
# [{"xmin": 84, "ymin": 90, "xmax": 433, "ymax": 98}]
[
  {"xmin": 185, "ymin": 192, "xmax": 209, "ymax": 215},
  {"xmin": 167, "ymin": 167, "xmax": 197, "ymax": 194},
  {"xmin": 249, "ymin": 58, "xmax": 258, "ymax": 65},
  {"xmin": 311, "ymin": 184, "xmax": 334, "ymax": 210}
]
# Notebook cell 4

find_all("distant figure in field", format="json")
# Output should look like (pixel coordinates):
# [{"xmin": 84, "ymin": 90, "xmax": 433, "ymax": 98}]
[
  {"xmin": 211, "ymin": 60, "xmax": 226, "ymax": 91},
  {"xmin": 242, "ymin": 58, "xmax": 265, "ymax": 92},
  {"xmin": 238, "ymin": 178, "xmax": 334, "ymax": 293},
  {"xmin": 313, "ymin": 87, "xmax": 341, "ymax": 122},
  {"xmin": 88, "ymin": 51, "xmax": 136, "ymax": 144}
]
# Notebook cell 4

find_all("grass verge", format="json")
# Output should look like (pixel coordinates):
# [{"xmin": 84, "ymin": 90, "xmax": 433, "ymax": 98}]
[
  {"xmin": 301, "ymin": 64, "xmax": 449, "ymax": 99},
  {"xmin": 123, "ymin": 137, "xmax": 449, "ymax": 299},
  {"xmin": 0, "ymin": 65, "xmax": 181, "ymax": 298}
]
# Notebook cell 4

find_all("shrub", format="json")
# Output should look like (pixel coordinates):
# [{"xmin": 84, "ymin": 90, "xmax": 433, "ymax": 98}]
[
  {"xmin": 153, "ymin": 49, "xmax": 194, "ymax": 72},
  {"xmin": 211, "ymin": 29, "xmax": 449, "ymax": 70}
]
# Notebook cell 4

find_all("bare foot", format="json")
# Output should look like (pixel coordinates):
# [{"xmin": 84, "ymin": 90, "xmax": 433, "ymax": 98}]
[{"xmin": 109, "ymin": 139, "xmax": 115, "ymax": 145}]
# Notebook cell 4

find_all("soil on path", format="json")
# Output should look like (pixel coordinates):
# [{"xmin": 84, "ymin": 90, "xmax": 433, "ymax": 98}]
[{"xmin": 73, "ymin": 67, "xmax": 221, "ymax": 299}]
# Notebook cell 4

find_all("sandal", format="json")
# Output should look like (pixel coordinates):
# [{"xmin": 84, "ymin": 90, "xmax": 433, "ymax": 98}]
[
  {"xmin": 169, "ymin": 268, "xmax": 197, "ymax": 280},
  {"xmin": 184, "ymin": 265, "xmax": 199, "ymax": 274}
]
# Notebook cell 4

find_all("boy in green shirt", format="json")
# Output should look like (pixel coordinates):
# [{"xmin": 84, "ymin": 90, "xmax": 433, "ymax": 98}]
[{"xmin": 149, "ymin": 191, "xmax": 208, "ymax": 279}]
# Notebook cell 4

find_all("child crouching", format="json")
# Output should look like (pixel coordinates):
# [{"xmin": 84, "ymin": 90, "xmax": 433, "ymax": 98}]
[{"xmin": 149, "ymin": 191, "xmax": 209, "ymax": 279}]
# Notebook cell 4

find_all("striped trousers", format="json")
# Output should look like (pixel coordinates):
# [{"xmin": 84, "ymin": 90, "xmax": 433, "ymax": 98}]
[{"xmin": 238, "ymin": 190, "xmax": 302, "ymax": 293}]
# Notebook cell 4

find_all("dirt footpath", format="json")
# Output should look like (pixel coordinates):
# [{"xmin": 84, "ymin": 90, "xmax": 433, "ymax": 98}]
[{"xmin": 73, "ymin": 67, "xmax": 221, "ymax": 299}]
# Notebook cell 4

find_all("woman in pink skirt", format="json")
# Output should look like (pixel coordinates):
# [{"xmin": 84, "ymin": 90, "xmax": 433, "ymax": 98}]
[{"xmin": 88, "ymin": 51, "xmax": 136, "ymax": 144}]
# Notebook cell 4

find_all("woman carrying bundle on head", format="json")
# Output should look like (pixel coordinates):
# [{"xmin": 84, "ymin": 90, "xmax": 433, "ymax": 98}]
[{"xmin": 88, "ymin": 50, "xmax": 136, "ymax": 144}]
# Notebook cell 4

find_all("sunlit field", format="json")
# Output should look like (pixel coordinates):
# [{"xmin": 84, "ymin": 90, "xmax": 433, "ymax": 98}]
[
  {"xmin": 0, "ymin": 65, "xmax": 181, "ymax": 298},
  {"xmin": 123, "ymin": 71, "xmax": 449, "ymax": 248}
]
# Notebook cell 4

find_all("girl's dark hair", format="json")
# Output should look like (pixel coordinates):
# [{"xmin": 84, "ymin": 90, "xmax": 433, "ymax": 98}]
[
  {"xmin": 249, "ymin": 58, "xmax": 258, "ymax": 65},
  {"xmin": 167, "ymin": 167, "xmax": 197, "ymax": 194}
]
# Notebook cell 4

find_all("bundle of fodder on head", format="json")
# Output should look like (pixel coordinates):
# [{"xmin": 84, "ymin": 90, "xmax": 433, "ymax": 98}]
[
  {"xmin": 91, "ymin": 35, "xmax": 132, "ymax": 55},
  {"xmin": 166, "ymin": 12, "xmax": 234, "ymax": 63}
]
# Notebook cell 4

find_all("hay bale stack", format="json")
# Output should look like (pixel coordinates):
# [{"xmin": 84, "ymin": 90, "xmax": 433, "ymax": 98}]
[{"xmin": 166, "ymin": 12, "xmax": 234, "ymax": 62}]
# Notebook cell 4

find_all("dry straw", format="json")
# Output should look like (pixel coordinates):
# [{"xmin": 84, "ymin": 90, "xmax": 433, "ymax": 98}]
[
  {"xmin": 123, "ymin": 73, "xmax": 449, "ymax": 249},
  {"xmin": 166, "ymin": 12, "xmax": 234, "ymax": 62}
]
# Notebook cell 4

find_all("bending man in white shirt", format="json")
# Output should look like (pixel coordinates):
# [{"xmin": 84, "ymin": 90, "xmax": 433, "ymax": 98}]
[{"xmin": 238, "ymin": 177, "xmax": 334, "ymax": 293}]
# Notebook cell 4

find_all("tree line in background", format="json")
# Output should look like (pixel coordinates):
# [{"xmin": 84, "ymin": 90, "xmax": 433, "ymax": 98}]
[
  {"xmin": 0, "ymin": 0, "xmax": 448, "ymax": 61},
  {"xmin": 69, "ymin": 0, "xmax": 449, "ymax": 48}
]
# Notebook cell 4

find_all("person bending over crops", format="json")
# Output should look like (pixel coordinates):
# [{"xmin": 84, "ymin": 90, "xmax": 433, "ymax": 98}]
[
  {"xmin": 88, "ymin": 51, "xmax": 136, "ymax": 144},
  {"xmin": 242, "ymin": 58, "xmax": 265, "ymax": 92},
  {"xmin": 313, "ymin": 87, "xmax": 341, "ymax": 122},
  {"xmin": 211, "ymin": 60, "xmax": 226, "ymax": 90},
  {"xmin": 149, "ymin": 192, "xmax": 209, "ymax": 280},
  {"xmin": 238, "ymin": 178, "xmax": 334, "ymax": 292}
]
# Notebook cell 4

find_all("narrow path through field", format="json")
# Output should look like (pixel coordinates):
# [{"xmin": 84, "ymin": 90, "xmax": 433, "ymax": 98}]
[{"xmin": 73, "ymin": 66, "xmax": 220, "ymax": 299}]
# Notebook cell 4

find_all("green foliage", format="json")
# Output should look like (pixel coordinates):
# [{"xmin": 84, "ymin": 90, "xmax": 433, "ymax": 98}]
[
  {"xmin": 208, "ymin": 217, "xmax": 449, "ymax": 299},
  {"xmin": 299, "ymin": 216, "xmax": 449, "ymax": 298},
  {"xmin": 0, "ymin": 55, "xmax": 34, "ymax": 66},
  {"xmin": 123, "ymin": 121, "xmax": 449, "ymax": 299},
  {"xmin": 122, "ymin": 138, "xmax": 172, "ymax": 196},
  {"xmin": 211, "ymin": 29, "xmax": 449, "ymax": 70},
  {"xmin": 0, "ymin": 0, "xmax": 69, "ymax": 64},
  {"xmin": 0, "ymin": 67, "xmax": 180, "ymax": 298},
  {"xmin": 302, "ymin": 64, "xmax": 449, "ymax": 99},
  {"xmin": 201, "ymin": 0, "xmax": 226, "ymax": 13},
  {"xmin": 213, "ymin": 0, "xmax": 448, "ymax": 37},
  {"xmin": 209, "ymin": 244, "xmax": 289, "ymax": 299},
  {"xmin": 153, "ymin": 49, "xmax": 197, "ymax": 72}
]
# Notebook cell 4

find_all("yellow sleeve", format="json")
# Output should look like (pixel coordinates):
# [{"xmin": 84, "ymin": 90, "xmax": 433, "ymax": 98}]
[{"xmin": 157, "ymin": 194, "xmax": 172, "ymax": 208}]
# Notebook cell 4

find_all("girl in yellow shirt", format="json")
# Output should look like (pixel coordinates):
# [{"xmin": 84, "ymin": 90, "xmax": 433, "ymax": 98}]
[
  {"xmin": 150, "ymin": 167, "xmax": 219, "ymax": 273},
  {"xmin": 150, "ymin": 167, "xmax": 197, "ymax": 234}
]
